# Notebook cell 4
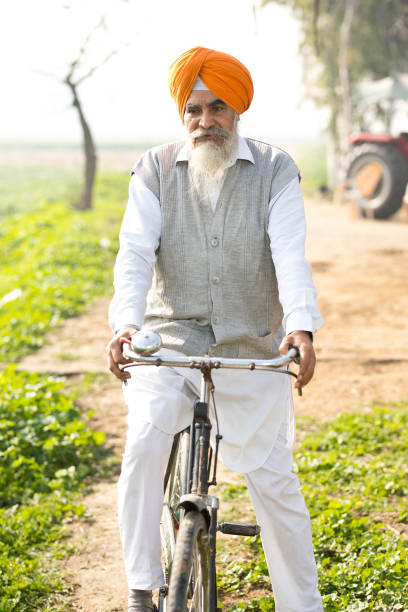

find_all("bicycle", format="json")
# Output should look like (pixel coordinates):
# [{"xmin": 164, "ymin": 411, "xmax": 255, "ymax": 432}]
[{"xmin": 122, "ymin": 329, "xmax": 301, "ymax": 612}]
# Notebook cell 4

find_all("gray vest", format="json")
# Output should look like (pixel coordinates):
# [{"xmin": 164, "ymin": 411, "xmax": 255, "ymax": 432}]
[{"xmin": 132, "ymin": 138, "xmax": 299, "ymax": 358}]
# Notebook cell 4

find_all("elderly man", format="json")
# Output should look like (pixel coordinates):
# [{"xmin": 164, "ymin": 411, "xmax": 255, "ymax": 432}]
[{"xmin": 107, "ymin": 46, "xmax": 324, "ymax": 612}]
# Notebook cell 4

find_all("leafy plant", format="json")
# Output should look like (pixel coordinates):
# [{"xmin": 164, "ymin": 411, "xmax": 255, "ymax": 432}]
[
  {"xmin": 0, "ymin": 366, "xmax": 106, "ymax": 506},
  {"xmin": 218, "ymin": 404, "xmax": 408, "ymax": 611},
  {"xmin": 0, "ymin": 367, "xmax": 106, "ymax": 610}
]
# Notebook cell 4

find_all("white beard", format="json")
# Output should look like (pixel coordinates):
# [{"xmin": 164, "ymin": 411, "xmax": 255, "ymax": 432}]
[{"xmin": 188, "ymin": 123, "xmax": 239, "ymax": 202}]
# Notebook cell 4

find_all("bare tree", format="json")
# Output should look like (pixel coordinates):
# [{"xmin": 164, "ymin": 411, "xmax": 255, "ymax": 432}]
[{"xmin": 64, "ymin": 18, "xmax": 119, "ymax": 210}]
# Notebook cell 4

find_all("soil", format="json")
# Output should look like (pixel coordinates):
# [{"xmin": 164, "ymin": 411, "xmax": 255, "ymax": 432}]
[{"xmin": 18, "ymin": 198, "xmax": 408, "ymax": 611}]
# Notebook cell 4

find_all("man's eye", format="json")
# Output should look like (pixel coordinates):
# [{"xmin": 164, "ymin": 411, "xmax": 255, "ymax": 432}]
[
  {"xmin": 213, "ymin": 106, "xmax": 225, "ymax": 112},
  {"xmin": 187, "ymin": 108, "xmax": 199, "ymax": 114}
]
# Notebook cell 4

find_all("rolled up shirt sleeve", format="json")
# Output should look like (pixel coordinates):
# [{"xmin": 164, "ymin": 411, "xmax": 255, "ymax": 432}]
[
  {"xmin": 268, "ymin": 176, "xmax": 323, "ymax": 335},
  {"xmin": 108, "ymin": 174, "xmax": 161, "ymax": 332}
]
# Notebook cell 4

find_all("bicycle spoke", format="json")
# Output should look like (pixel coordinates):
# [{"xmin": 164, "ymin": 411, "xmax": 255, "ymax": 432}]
[
  {"xmin": 187, "ymin": 563, "xmax": 194, "ymax": 611},
  {"xmin": 187, "ymin": 539, "xmax": 203, "ymax": 611}
]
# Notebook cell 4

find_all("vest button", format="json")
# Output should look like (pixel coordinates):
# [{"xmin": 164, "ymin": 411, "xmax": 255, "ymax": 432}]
[
  {"xmin": 210, "ymin": 237, "xmax": 219, "ymax": 247},
  {"xmin": 212, "ymin": 276, "xmax": 220, "ymax": 285},
  {"xmin": 212, "ymin": 315, "xmax": 219, "ymax": 325}
]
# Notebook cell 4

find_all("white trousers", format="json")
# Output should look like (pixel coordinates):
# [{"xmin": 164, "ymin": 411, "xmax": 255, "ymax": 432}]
[{"xmin": 118, "ymin": 419, "xmax": 323, "ymax": 612}]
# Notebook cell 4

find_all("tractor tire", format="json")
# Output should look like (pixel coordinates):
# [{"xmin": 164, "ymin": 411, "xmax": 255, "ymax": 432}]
[{"xmin": 346, "ymin": 143, "xmax": 408, "ymax": 219}]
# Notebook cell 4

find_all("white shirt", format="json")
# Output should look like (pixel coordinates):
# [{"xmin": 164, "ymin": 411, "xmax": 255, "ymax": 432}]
[{"xmin": 109, "ymin": 136, "xmax": 323, "ymax": 336}]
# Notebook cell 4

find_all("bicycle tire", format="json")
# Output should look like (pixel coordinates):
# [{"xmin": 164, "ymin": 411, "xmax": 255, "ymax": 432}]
[
  {"xmin": 159, "ymin": 428, "xmax": 191, "ymax": 611},
  {"xmin": 168, "ymin": 428, "xmax": 191, "ymax": 512},
  {"xmin": 167, "ymin": 511, "xmax": 210, "ymax": 612}
]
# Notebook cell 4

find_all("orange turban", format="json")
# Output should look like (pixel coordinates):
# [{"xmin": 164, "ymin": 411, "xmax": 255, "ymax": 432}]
[{"xmin": 168, "ymin": 46, "xmax": 254, "ymax": 122}]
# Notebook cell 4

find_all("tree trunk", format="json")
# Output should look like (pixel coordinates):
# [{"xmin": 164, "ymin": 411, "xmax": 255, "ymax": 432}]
[
  {"xmin": 67, "ymin": 80, "xmax": 97, "ymax": 210},
  {"xmin": 337, "ymin": 0, "xmax": 359, "ymax": 181}
]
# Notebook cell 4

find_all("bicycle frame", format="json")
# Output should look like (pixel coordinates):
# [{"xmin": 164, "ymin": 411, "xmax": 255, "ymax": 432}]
[{"xmin": 188, "ymin": 389, "xmax": 218, "ymax": 610}]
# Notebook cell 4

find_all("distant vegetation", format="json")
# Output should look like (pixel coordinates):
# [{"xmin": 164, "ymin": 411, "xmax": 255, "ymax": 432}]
[
  {"xmin": 0, "ymin": 172, "xmax": 128, "ymax": 363},
  {"xmin": 0, "ymin": 166, "xmax": 79, "ymax": 219},
  {"xmin": 295, "ymin": 141, "xmax": 328, "ymax": 194},
  {"xmin": 260, "ymin": 1, "xmax": 408, "ymax": 152}
]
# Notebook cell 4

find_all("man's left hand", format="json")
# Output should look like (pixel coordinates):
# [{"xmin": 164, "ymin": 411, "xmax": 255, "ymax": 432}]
[{"xmin": 279, "ymin": 330, "xmax": 315, "ymax": 390}]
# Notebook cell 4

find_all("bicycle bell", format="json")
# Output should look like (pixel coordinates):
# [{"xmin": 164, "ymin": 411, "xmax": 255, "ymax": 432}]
[{"xmin": 131, "ymin": 329, "xmax": 162, "ymax": 356}]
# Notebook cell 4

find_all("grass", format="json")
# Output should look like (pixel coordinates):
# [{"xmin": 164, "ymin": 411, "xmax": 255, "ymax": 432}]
[
  {"xmin": 217, "ymin": 403, "xmax": 408, "ymax": 611},
  {"xmin": 56, "ymin": 352, "xmax": 80, "ymax": 361}
]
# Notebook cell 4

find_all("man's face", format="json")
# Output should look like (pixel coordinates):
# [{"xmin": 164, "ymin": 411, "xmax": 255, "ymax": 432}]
[{"xmin": 184, "ymin": 90, "xmax": 237, "ymax": 147}]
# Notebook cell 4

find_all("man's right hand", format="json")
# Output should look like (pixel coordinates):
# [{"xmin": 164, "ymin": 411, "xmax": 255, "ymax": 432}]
[{"xmin": 106, "ymin": 326, "xmax": 139, "ymax": 381}]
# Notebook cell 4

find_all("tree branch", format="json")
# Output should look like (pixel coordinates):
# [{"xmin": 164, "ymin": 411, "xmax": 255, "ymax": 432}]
[
  {"xmin": 66, "ymin": 16, "xmax": 107, "ymax": 82},
  {"xmin": 74, "ymin": 47, "xmax": 120, "ymax": 86}
]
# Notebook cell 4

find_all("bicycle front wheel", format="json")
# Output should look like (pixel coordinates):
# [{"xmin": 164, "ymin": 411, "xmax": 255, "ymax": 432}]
[
  {"xmin": 159, "ymin": 429, "xmax": 191, "ymax": 611},
  {"xmin": 167, "ymin": 511, "xmax": 210, "ymax": 611}
]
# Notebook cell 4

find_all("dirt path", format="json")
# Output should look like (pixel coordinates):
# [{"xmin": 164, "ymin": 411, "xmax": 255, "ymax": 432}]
[
  {"xmin": 296, "ymin": 198, "xmax": 408, "ymax": 418},
  {"xmin": 19, "ymin": 199, "xmax": 408, "ymax": 611}
]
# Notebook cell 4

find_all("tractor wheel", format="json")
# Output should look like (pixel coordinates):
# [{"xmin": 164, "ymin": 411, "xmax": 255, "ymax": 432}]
[{"xmin": 346, "ymin": 143, "xmax": 408, "ymax": 219}]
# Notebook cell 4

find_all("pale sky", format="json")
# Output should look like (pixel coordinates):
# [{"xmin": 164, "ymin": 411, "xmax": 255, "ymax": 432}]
[{"xmin": 0, "ymin": 0, "xmax": 325, "ymax": 145}]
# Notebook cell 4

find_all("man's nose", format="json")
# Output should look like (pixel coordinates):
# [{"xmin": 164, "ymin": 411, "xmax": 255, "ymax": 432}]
[{"xmin": 199, "ymin": 110, "xmax": 215, "ymax": 129}]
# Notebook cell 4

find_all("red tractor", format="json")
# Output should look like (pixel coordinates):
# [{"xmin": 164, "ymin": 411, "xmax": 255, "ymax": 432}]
[{"xmin": 346, "ymin": 132, "xmax": 408, "ymax": 219}]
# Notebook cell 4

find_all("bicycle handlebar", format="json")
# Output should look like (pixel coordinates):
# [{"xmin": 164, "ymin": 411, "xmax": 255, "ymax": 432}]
[
  {"xmin": 122, "ymin": 341, "xmax": 299, "ymax": 372},
  {"xmin": 120, "ymin": 329, "xmax": 302, "ymax": 394}
]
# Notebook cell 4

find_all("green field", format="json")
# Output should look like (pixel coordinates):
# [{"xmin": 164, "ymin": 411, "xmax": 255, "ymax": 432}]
[
  {"xmin": 0, "ymin": 367, "xmax": 106, "ymax": 611},
  {"xmin": 0, "ymin": 160, "xmax": 127, "ymax": 610},
  {"xmin": 217, "ymin": 405, "xmax": 408, "ymax": 611},
  {"xmin": 0, "ymin": 169, "xmax": 128, "ymax": 363}
]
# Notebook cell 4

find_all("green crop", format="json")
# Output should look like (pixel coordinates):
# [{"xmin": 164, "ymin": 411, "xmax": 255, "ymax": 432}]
[
  {"xmin": 0, "ymin": 172, "xmax": 128, "ymax": 363},
  {"xmin": 0, "ymin": 165, "xmax": 80, "ymax": 219},
  {"xmin": 0, "ymin": 170, "xmax": 128, "ymax": 609},
  {"xmin": 217, "ymin": 404, "xmax": 408, "ymax": 611},
  {"xmin": 0, "ymin": 367, "xmax": 106, "ymax": 610},
  {"xmin": 0, "ymin": 366, "xmax": 106, "ymax": 506}
]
